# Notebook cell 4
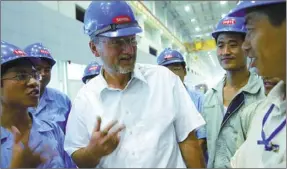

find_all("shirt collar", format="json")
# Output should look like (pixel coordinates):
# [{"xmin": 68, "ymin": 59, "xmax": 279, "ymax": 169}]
[
  {"xmin": 41, "ymin": 88, "xmax": 53, "ymax": 101},
  {"xmin": 1, "ymin": 113, "xmax": 53, "ymax": 140},
  {"xmin": 212, "ymin": 72, "xmax": 262, "ymax": 94},
  {"xmin": 266, "ymin": 80, "xmax": 286, "ymax": 115},
  {"xmin": 92, "ymin": 64, "xmax": 148, "ymax": 95}
]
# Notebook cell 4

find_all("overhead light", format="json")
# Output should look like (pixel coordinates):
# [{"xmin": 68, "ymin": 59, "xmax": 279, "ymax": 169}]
[
  {"xmin": 185, "ymin": 6, "xmax": 190, "ymax": 12},
  {"xmin": 221, "ymin": 13, "xmax": 226, "ymax": 18},
  {"xmin": 220, "ymin": 1, "xmax": 227, "ymax": 5},
  {"xmin": 195, "ymin": 27, "xmax": 200, "ymax": 32},
  {"xmin": 190, "ymin": 18, "xmax": 196, "ymax": 22}
]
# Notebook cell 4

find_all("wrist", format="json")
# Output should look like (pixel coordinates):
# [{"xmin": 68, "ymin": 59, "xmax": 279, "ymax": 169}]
[{"xmin": 83, "ymin": 146, "xmax": 102, "ymax": 166}]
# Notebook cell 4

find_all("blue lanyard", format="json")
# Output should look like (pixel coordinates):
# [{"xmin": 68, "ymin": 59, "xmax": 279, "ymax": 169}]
[{"xmin": 257, "ymin": 104, "xmax": 286, "ymax": 152}]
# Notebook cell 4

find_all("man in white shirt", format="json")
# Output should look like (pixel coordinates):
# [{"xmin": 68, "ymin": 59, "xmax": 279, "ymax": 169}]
[
  {"xmin": 228, "ymin": 0, "xmax": 286, "ymax": 167},
  {"xmin": 64, "ymin": 1, "xmax": 205, "ymax": 168}
]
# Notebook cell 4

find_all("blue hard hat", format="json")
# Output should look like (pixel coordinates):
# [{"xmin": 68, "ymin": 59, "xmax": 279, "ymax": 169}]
[
  {"xmin": 157, "ymin": 48, "xmax": 185, "ymax": 66},
  {"xmin": 82, "ymin": 61, "xmax": 102, "ymax": 84},
  {"xmin": 24, "ymin": 43, "xmax": 56, "ymax": 66},
  {"xmin": 212, "ymin": 16, "xmax": 246, "ymax": 39},
  {"xmin": 84, "ymin": 1, "xmax": 142, "ymax": 38},
  {"xmin": 228, "ymin": 0, "xmax": 286, "ymax": 17},
  {"xmin": 1, "ymin": 41, "xmax": 38, "ymax": 68}
]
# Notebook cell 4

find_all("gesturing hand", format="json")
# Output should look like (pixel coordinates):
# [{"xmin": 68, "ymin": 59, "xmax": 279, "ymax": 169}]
[
  {"xmin": 86, "ymin": 117, "xmax": 125, "ymax": 159},
  {"xmin": 9, "ymin": 126, "xmax": 52, "ymax": 168}
]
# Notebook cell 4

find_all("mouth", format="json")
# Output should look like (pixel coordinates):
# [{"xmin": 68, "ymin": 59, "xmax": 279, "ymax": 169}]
[
  {"xmin": 221, "ymin": 56, "xmax": 235, "ymax": 63},
  {"xmin": 119, "ymin": 55, "xmax": 134, "ymax": 63},
  {"xmin": 263, "ymin": 80, "xmax": 277, "ymax": 89},
  {"xmin": 28, "ymin": 88, "xmax": 40, "ymax": 97}
]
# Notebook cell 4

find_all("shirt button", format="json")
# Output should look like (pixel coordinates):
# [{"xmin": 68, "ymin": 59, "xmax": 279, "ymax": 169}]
[
  {"xmin": 132, "ymin": 152, "xmax": 135, "ymax": 156},
  {"xmin": 129, "ymin": 131, "xmax": 132, "ymax": 135},
  {"xmin": 126, "ymin": 111, "xmax": 129, "ymax": 115}
]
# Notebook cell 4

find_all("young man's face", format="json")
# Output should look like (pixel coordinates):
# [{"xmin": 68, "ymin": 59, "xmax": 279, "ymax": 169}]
[
  {"xmin": 216, "ymin": 33, "xmax": 247, "ymax": 71},
  {"xmin": 1, "ymin": 60, "xmax": 40, "ymax": 108},
  {"xmin": 35, "ymin": 59, "xmax": 52, "ymax": 92},
  {"xmin": 89, "ymin": 35, "xmax": 137, "ymax": 75},
  {"xmin": 165, "ymin": 62, "xmax": 186, "ymax": 82},
  {"xmin": 242, "ymin": 12, "xmax": 286, "ymax": 81}
]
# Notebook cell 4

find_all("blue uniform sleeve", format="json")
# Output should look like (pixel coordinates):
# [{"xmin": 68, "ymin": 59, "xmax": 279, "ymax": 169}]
[
  {"xmin": 195, "ymin": 94, "xmax": 207, "ymax": 139},
  {"xmin": 48, "ymin": 121, "xmax": 77, "ymax": 168}
]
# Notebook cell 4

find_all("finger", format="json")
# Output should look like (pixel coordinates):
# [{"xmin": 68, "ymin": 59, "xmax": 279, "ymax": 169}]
[
  {"xmin": 109, "ymin": 125, "xmax": 125, "ymax": 136},
  {"xmin": 102, "ymin": 120, "xmax": 118, "ymax": 134},
  {"xmin": 100, "ymin": 133, "xmax": 120, "ymax": 145},
  {"xmin": 93, "ymin": 116, "xmax": 102, "ymax": 133},
  {"xmin": 11, "ymin": 126, "xmax": 22, "ymax": 144}
]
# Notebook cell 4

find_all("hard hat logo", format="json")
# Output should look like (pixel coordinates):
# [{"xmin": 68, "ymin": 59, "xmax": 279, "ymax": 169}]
[
  {"xmin": 40, "ymin": 49, "xmax": 50, "ymax": 55},
  {"xmin": 113, "ymin": 16, "xmax": 131, "ymax": 24},
  {"xmin": 222, "ymin": 19, "xmax": 236, "ymax": 25},
  {"xmin": 164, "ymin": 55, "xmax": 173, "ymax": 59},
  {"xmin": 13, "ymin": 50, "xmax": 26, "ymax": 56},
  {"xmin": 89, "ymin": 66, "xmax": 98, "ymax": 71}
]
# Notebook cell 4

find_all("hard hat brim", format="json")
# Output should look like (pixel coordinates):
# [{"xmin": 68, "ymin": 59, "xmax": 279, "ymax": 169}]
[
  {"xmin": 160, "ymin": 60, "xmax": 185, "ymax": 66},
  {"xmin": 228, "ymin": 1, "xmax": 286, "ymax": 17},
  {"xmin": 40, "ymin": 57, "xmax": 56, "ymax": 67},
  {"xmin": 212, "ymin": 30, "xmax": 246, "ymax": 39},
  {"xmin": 2, "ymin": 56, "xmax": 40, "ymax": 67},
  {"xmin": 99, "ymin": 26, "xmax": 143, "ymax": 37}
]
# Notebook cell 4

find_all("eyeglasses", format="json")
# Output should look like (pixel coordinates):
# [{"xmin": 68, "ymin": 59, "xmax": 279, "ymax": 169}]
[
  {"xmin": 1, "ymin": 72, "xmax": 42, "ymax": 82},
  {"xmin": 97, "ymin": 37, "xmax": 138, "ymax": 48}
]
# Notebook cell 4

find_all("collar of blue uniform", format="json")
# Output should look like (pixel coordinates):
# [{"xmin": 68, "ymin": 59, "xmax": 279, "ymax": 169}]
[
  {"xmin": 41, "ymin": 87, "xmax": 54, "ymax": 101},
  {"xmin": 1, "ymin": 112, "xmax": 54, "ymax": 140},
  {"xmin": 212, "ymin": 71, "xmax": 262, "ymax": 94}
]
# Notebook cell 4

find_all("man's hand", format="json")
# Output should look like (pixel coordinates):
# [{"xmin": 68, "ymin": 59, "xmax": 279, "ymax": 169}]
[
  {"xmin": 86, "ymin": 116, "xmax": 125, "ymax": 158},
  {"xmin": 179, "ymin": 131, "xmax": 206, "ymax": 168},
  {"xmin": 72, "ymin": 117, "xmax": 125, "ymax": 168},
  {"xmin": 9, "ymin": 126, "xmax": 53, "ymax": 168}
]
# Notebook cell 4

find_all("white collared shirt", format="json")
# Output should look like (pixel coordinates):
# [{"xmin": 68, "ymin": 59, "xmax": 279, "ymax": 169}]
[
  {"xmin": 231, "ymin": 81, "xmax": 286, "ymax": 168},
  {"xmin": 64, "ymin": 63, "xmax": 205, "ymax": 168}
]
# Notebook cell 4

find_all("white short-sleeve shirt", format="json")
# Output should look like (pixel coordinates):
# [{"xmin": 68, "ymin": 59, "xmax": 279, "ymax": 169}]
[
  {"xmin": 64, "ymin": 63, "xmax": 205, "ymax": 168},
  {"xmin": 231, "ymin": 81, "xmax": 286, "ymax": 168}
]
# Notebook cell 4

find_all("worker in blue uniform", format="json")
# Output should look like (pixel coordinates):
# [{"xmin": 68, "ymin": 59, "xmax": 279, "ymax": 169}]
[
  {"xmin": 0, "ymin": 41, "xmax": 74, "ymax": 168},
  {"xmin": 157, "ymin": 48, "xmax": 207, "ymax": 163},
  {"xmin": 24, "ymin": 43, "xmax": 71, "ymax": 134},
  {"xmin": 82, "ymin": 61, "xmax": 102, "ymax": 84},
  {"xmin": 157, "ymin": 48, "xmax": 204, "ymax": 132}
]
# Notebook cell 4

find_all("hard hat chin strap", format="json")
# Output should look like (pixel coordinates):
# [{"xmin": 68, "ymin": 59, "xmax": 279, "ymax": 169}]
[{"xmin": 90, "ymin": 21, "xmax": 140, "ymax": 38}]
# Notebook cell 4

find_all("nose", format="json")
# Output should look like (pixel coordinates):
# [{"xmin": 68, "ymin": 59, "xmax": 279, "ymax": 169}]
[
  {"xmin": 218, "ymin": 45, "xmax": 231, "ymax": 56},
  {"xmin": 38, "ymin": 68, "xmax": 47, "ymax": 77},
  {"xmin": 242, "ymin": 39, "xmax": 252, "ymax": 58},
  {"xmin": 27, "ymin": 76, "xmax": 40, "ymax": 88},
  {"xmin": 223, "ymin": 45, "xmax": 231, "ymax": 55},
  {"xmin": 121, "ymin": 43, "xmax": 135, "ymax": 55}
]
